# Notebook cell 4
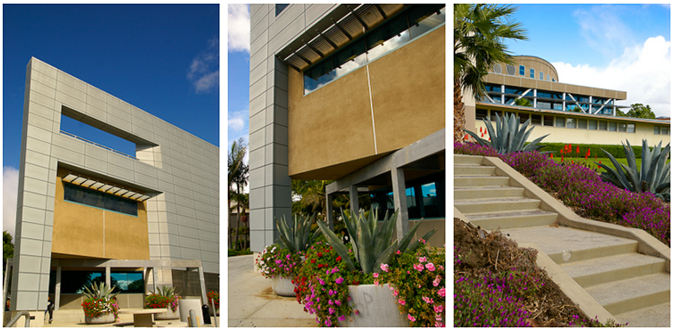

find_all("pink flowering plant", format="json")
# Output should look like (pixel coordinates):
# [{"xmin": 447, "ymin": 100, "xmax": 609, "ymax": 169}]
[
  {"xmin": 255, "ymin": 243, "xmax": 304, "ymax": 279},
  {"xmin": 379, "ymin": 239, "xmax": 446, "ymax": 327}
]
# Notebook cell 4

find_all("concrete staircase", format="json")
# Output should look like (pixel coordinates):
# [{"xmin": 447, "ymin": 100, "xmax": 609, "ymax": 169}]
[{"xmin": 454, "ymin": 154, "xmax": 670, "ymax": 327}]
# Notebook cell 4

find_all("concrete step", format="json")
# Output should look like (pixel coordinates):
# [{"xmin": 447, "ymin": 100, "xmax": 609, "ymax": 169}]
[
  {"xmin": 614, "ymin": 301, "xmax": 670, "ymax": 327},
  {"xmin": 466, "ymin": 209, "xmax": 557, "ymax": 230},
  {"xmin": 454, "ymin": 176, "xmax": 509, "ymax": 187},
  {"xmin": 586, "ymin": 273, "xmax": 669, "ymax": 316},
  {"xmin": 454, "ymin": 165, "xmax": 496, "ymax": 175},
  {"xmin": 503, "ymin": 226, "xmax": 639, "ymax": 264},
  {"xmin": 561, "ymin": 253, "xmax": 666, "ymax": 288},
  {"xmin": 455, "ymin": 197, "xmax": 541, "ymax": 214},
  {"xmin": 454, "ymin": 154, "xmax": 484, "ymax": 165},
  {"xmin": 454, "ymin": 187, "xmax": 525, "ymax": 200}
]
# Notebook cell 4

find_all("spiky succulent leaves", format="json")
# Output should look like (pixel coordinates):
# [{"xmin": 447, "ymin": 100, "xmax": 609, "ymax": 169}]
[
  {"xmin": 84, "ymin": 282, "xmax": 118, "ymax": 300},
  {"xmin": 464, "ymin": 113, "xmax": 548, "ymax": 153},
  {"xmin": 275, "ymin": 215, "xmax": 296, "ymax": 252},
  {"xmin": 405, "ymin": 228, "xmax": 439, "ymax": 254},
  {"xmin": 275, "ymin": 213, "xmax": 317, "ymax": 253},
  {"xmin": 316, "ymin": 218, "xmax": 356, "ymax": 272},
  {"xmin": 396, "ymin": 220, "xmax": 427, "ymax": 254},
  {"xmin": 373, "ymin": 210, "xmax": 397, "ymax": 261},
  {"xmin": 373, "ymin": 241, "xmax": 399, "ymax": 274},
  {"xmin": 598, "ymin": 140, "xmax": 671, "ymax": 197},
  {"xmin": 354, "ymin": 209, "xmax": 376, "ymax": 274},
  {"xmin": 340, "ymin": 208, "xmax": 359, "ymax": 268},
  {"xmin": 598, "ymin": 147, "xmax": 633, "ymax": 191}
]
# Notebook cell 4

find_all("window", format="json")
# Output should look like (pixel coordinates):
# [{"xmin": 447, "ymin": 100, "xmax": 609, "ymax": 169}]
[
  {"xmin": 531, "ymin": 114, "xmax": 542, "ymax": 125},
  {"xmin": 64, "ymin": 183, "xmax": 138, "ymax": 216},
  {"xmin": 618, "ymin": 123, "xmax": 627, "ymax": 132},
  {"xmin": 540, "ymin": 72, "xmax": 543, "ymax": 80},
  {"xmin": 275, "ymin": 4, "xmax": 289, "ymax": 16},
  {"xmin": 578, "ymin": 119, "xmax": 587, "ymax": 129},
  {"xmin": 599, "ymin": 121, "xmax": 608, "ymax": 130},
  {"xmin": 111, "ymin": 272, "xmax": 144, "ymax": 293},
  {"xmin": 544, "ymin": 115, "xmax": 554, "ymax": 126},
  {"xmin": 553, "ymin": 103, "xmax": 563, "ymax": 111},
  {"xmin": 506, "ymin": 64, "xmax": 516, "ymax": 75},
  {"xmin": 609, "ymin": 122, "xmax": 617, "ymax": 132},
  {"xmin": 627, "ymin": 123, "xmax": 635, "ymax": 133},
  {"xmin": 490, "ymin": 111, "xmax": 502, "ymax": 121},
  {"xmin": 552, "ymin": 78, "xmax": 556, "ymax": 82},
  {"xmin": 555, "ymin": 117, "xmax": 565, "ymax": 127},
  {"xmin": 566, "ymin": 118, "xmax": 576, "ymax": 129},
  {"xmin": 476, "ymin": 109, "xmax": 488, "ymax": 121},
  {"xmin": 493, "ymin": 64, "xmax": 502, "ymax": 74},
  {"xmin": 547, "ymin": 74, "xmax": 550, "ymax": 81},
  {"xmin": 589, "ymin": 120, "xmax": 597, "ymax": 130},
  {"xmin": 530, "ymin": 68, "xmax": 535, "ymax": 78},
  {"xmin": 519, "ymin": 65, "xmax": 525, "ymax": 76},
  {"xmin": 663, "ymin": 126, "xmax": 669, "ymax": 135},
  {"xmin": 655, "ymin": 126, "xmax": 661, "ymax": 135},
  {"xmin": 303, "ymin": 4, "xmax": 445, "ymax": 94},
  {"xmin": 519, "ymin": 113, "xmax": 529, "ymax": 124}
]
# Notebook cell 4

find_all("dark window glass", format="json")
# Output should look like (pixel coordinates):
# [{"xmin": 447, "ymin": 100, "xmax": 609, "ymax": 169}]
[
  {"xmin": 64, "ymin": 183, "xmax": 138, "ymax": 216},
  {"xmin": 529, "ymin": 68, "xmax": 535, "ymax": 78},
  {"xmin": 566, "ymin": 118, "xmax": 576, "ymax": 129},
  {"xmin": 519, "ymin": 65, "xmax": 525, "ymax": 76},
  {"xmin": 589, "ymin": 120, "xmax": 597, "ymax": 130},
  {"xmin": 539, "ymin": 72, "xmax": 543, "ymax": 80},
  {"xmin": 654, "ymin": 126, "xmax": 660, "ymax": 135},
  {"xmin": 599, "ymin": 121, "xmax": 608, "ymax": 130},
  {"xmin": 519, "ymin": 113, "xmax": 529, "ymax": 124},
  {"xmin": 555, "ymin": 117, "xmax": 565, "ymax": 127},
  {"xmin": 544, "ymin": 115, "xmax": 554, "ymax": 126},
  {"xmin": 476, "ymin": 109, "xmax": 488, "ymax": 121},
  {"xmin": 531, "ymin": 114, "xmax": 542, "ymax": 125},
  {"xmin": 275, "ymin": 4, "xmax": 289, "ymax": 16},
  {"xmin": 663, "ymin": 126, "xmax": 669, "ymax": 135},
  {"xmin": 538, "ymin": 91, "xmax": 552, "ymax": 99},
  {"xmin": 553, "ymin": 103, "xmax": 563, "ymax": 111},
  {"xmin": 609, "ymin": 122, "xmax": 617, "ymax": 132},
  {"xmin": 627, "ymin": 123, "xmax": 635, "ymax": 133},
  {"xmin": 578, "ymin": 119, "xmax": 587, "ymax": 129}
]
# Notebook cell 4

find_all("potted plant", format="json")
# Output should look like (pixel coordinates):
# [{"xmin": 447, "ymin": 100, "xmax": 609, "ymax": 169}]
[
  {"xmin": 81, "ymin": 282, "xmax": 119, "ymax": 324},
  {"xmin": 255, "ymin": 213, "xmax": 320, "ymax": 296},
  {"xmin": 306, "ymin": 208, "xmax": 436, "ymax": 326},
  {"xmin": 145, "ymin": 285, "xmax": 181, "ymax": 320},
  {"xmin": 207, "ymin": 291, "xmax": 219, "ymax": 316}
]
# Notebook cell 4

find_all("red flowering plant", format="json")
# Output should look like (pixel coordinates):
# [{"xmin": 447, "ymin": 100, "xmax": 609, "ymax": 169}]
[
  {"xmin": 207, "ymin": 291, "xmax": 219, "ymax": 309},
  {"xmin": 145, "ymin": 285, "xmax": 181, "ymax": 312},
  {"xmin": 254, "ymin": 243, "xmax": 304, "ymax": 279},
  {"xmin": 80, "ymin": 282, "xmax": 119, "ymax": 319},
  {"xmin": 293, "ymin": 240, "xmax": 371, "ymax": 327},
  {"xmin": 378, "ymin": 239, "xmax": 445, "ymax": 327}
]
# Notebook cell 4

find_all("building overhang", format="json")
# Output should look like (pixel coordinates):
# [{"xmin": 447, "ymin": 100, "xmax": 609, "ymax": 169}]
[{"xmin": 63, "ymin": 173, "xmax": 153, "ymax": 202}]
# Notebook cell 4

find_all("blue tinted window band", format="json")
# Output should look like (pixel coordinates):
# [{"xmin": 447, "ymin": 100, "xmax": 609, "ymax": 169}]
[{"xmin": 64, "ymin": 183, "xmax": 139, "ymax": 217}]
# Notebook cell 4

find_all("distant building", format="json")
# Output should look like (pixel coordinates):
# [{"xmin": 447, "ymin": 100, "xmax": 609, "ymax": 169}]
[
  {"xmin": 463, "ymin": 55, "xmax": 670, "ymax": 146},
  {"xmin": 248, "ymin": 4, "xmax": 446, "ymax": 252},
  {"xmin": 7, "ymin": 58, "xmax": 219, "ymax": 322}
]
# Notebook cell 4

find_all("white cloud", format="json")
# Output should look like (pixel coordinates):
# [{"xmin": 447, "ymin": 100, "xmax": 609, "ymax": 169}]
[
  {"xmin": 552, "ymin": 36, "xmax": 670, "ymax": 117},
  {"xmin": 228, "ymin": 109, "xmax": 248, "ymax": 133},
  {"xmin": 574, "ymin": 6, "xmax": 636, "ymax": 60},
  {"xmin": 228, "ymin": 4, "xmax": 250, "ymax": 53},
  {"xmin": 4, "ymin": 167, "xmax": 19, "ymax": 239},
  {"xmin": 188, "ymin": 38, "xmax": 219, "ymax": 93}
]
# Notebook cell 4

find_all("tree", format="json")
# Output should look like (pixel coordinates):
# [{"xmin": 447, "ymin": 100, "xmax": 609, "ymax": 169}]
[
  {"xmin": 228, "ymin": 138, "xmax": 249, "ymax": 250},
  {"xmin": 514, "ymin": 98, "xmax": 532, "ymax": 107},
  {"xmin": 454, "ymin": 4, "xmax": 527, "ymax": 142},
  {"xmin": 3, "ymin": 231, "xmax": 13, "ymax": 278},
  {"xmin": 625, "ymin": 103, "xmax": 655, "ymax": 119}
]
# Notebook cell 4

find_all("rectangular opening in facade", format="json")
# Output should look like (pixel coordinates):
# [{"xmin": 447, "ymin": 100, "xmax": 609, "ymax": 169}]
[{"xmin": 61, "ymin": 113, "xmax": 137, "ymax": 159}]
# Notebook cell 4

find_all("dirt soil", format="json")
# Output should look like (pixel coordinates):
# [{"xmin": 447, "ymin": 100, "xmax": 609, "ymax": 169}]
[{"xmin": 454, "ymin": 218, "xmax": 604, "ymax": 327}]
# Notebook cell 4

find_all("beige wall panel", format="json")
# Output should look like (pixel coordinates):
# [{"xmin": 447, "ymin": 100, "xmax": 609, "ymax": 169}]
[
  {"xmin": 504, "ymin": 75, "xmax": 520, "ymax": 86},
  {"xmin": 536, "ymin": 81, "xmax": 552, "ymax": 91},
  {"xmin": 519, "ymin": 78, "xmax": 537, "ymax": 89},
  {"xmin": 287, "ymin": 60, "xmax": 374, "ymax": 176},
  {"xmin": 485, "ymin": 74, "xmax": 504, "ymax": 85},
  {"xmin": 369, "ymin": 27, "xmax": 445, "ymax": 153},
  {"xmin": 578, "ymin": 86, "xmax": 592, "ymax": 95}
]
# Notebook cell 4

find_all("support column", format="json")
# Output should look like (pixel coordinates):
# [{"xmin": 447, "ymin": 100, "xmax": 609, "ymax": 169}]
[
  {"xmin": 391, "ymin": 167, "xmax": 410, "ymax": 240},
  {"xmin": 197, "ymin": 267, "xmax": 207, "ymax": 305},
  {"xmin": 349, "ymin": 185, "xmax": 359, "ymax": 215},
  {"xmin": 326, "ymin": 193, "xmax": 334, "ymax": 228},
  {"xmin": 105, "ymin": 266, "xmax": 111, "ymax": 288},
  {"xmin": 152, "ymin": 268, "xmax": 159, "ymax": 293},
  {"xmin": 54, "ymin": 266, "xmax": 61, "ymax": 310}
]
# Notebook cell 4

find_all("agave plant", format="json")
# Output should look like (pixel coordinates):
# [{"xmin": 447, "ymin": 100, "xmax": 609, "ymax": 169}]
[
  {"xmin": 275, "ymin": 213, "xmax": 321, "ymax": 253},
  {"xmin": 464, "ymin": 112, "xmax": 549, "ymax": 154},
  {"xmin": 317, "ymin": 208, "xmax": 436, "ymax": 274},
  {"xmin": 153, "ymin": 285, "xmax": 179, "ymax": 298},
  {"xmin": 597, "ymin": 139, "xmax": 670, "ymax": 201},
  {"xmin": 83, "ymin": 282, "xmax": 119, "ymax": 301}
]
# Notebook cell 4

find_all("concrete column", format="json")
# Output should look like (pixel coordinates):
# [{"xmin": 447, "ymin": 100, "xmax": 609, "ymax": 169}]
[
  {"xmin": 391, "ymin": 167, "xmax": 409, "ymax": 240},
  {"xmin": 326, "ymin": 193, "xmax": 334, "ymax": 228},
  {"xmin": 197, "ymin": 267, "xmax": 208, "ymax": 305},
  {"xmin": 105, "ymin": 266, "xmax": 111, "ymax": 288},
  {"xmin": 152, "ymin": 268, "xmax": 159, "ymax": 293},
  {"xmin": 54, "ymin": 266, "xmax": 61, "ymax": 310},
  {"xmin": 349, "ymin": 185, "xmax": 359, "ymax": 215}
]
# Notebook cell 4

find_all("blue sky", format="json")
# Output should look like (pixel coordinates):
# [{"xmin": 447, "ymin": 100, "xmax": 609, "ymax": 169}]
[
  {"xmin": 227, "ymin": 4, "xmax": 250, "ymax": 153},
  {"xmin": 501, "ymin": 4, "xmax": 670, "ymax": 116},
  {"xmin": 3, "ymin": 4, "xmax": 219, "ymax": 236}
]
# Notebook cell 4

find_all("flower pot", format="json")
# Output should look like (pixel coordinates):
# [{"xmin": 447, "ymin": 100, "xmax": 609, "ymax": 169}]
[
  {"xmin": 84, "ymin": 312, "xmax": 115, "ymax": 324},
  {"xmin": 343, "ymin": 283, "xmax": 408, "ymax": 327},
  {"xmin": 271, "ymin": 275, "xmax": 296, "ymax": 297},
  {"xmin": 154, "ymin": 306, "xmax": 180, "ymax": 320}
]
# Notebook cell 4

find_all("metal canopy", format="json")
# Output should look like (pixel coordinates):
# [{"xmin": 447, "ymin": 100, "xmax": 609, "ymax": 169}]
[
  {"xmin": 62, "ymin": 173, "xmax": 152, "ymax": 202},
  {"xmin": 281, "ymin": 4, "xmax": 406, "ymax": 72}
]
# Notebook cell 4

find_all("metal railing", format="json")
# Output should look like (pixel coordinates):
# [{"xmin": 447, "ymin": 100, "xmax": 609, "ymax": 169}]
[
  {"xmin": 60, "ymin": 130, "xmax": 138, "ymax": 160},
  {"xmin": 4, "ymin": 311, "xmax": 32, "ymax": 327}
]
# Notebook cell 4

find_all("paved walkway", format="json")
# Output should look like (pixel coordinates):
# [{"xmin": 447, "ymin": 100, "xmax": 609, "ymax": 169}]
[{"xmin": 228, "ymin": 255, "xmax": 316, "ymax": 327}]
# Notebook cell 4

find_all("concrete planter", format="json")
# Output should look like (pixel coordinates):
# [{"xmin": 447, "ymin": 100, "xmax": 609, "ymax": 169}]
[
  {"xmin": 84, "ymin": 312, "xmax": 115, "ymax": 324},
  {"xmin": 271, "ymin": 275, "xmax": 296, "ymax": 297},
  {"xmin": 154, "ymin": 306, "xmax": 180, "ymax": 320},
  {"xmin": 343, "ymin": 283, "xmax": 408, "ymax": 327},
  {"xmin": 178, "ymin": 299, "xmax": 204, "ymax": 324}
]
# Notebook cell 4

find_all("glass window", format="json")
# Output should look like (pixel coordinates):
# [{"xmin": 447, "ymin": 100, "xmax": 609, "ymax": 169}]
[
  {"xmin": 589, "ymin": 120, "xmax": 597, "ymax": 130},
  {"xmin": 555, "ymin": 117, "xmax": 565, "ymax": 127},
  {"xmin": 111, "ymin": 272, "xmax": 144, "ymax": 293},
  {"xmin": 627, "ymin": 123, "xmax": 635, "ymax": 133},
  {"xmin": 552, "ymin": 78, "xmax": 556, "ymax": 82},
  {"xmin": 531, "ymin": 114, "xmax": 542, "ymax": 125},
  {"xmin": 275, "ymin": 4, "xmax": 289, "ymax": 16},
  {"xmin": 553, "ymin": 103, "xmax": 563, "ymax": 111},
  {"xmin": 578, "ymin": 119, "xmax": 587, "ymax": 129},
  {"xmin": 599, "ymin": 121, "xmax": 608, "ymax": 130},
  {"xmin": 519, "ymin": 65, "xmax": 525, "ymax": 76},
  {"xmin": 530, "ymin": 68, "xmax": 535, "ymax": 78},
  {"xmin": 566, "ymin": 118, "xmax": 576, "ymax": 129},
  {"xmin": 609, "ymin": 122, "xmax": 617, "ymax": 132},
  {"xmin": 420, "ymin": 182, "xmax": 437, "ymax": 216},
  {"xmin": 476, "ymin": 109, "xmax": 488, "ymax": 121},
  {"xmin": 655, "ymin": 126, "xmax": 661, "ymax": 135},
  {"xmin": 544, "ymin": 115, "xmax": 554, "ymax": 126},
  {"xmin": 663, "ymin": 126, "xmax": 669, "ymax": 135},
  {"xmin": 409, "ymin": 6, "xmax": 446, "ymax": 40},
  {"xmin": 547, "ymin": 74, "xmax": 550, "ymax": 81},
  {"xmin": 405, "ymin": 187, "xmax": 416, "ymax": 208},
  {"xmin": 540, "ymin": 72, "xmax": 543, "ymax": 80},
  {"xmin": 519, "ymin": 113, "xmax": 529, "ymax": 124},
  {"xmin": 64, "ymin": 183, "xmax": 138, "ymax": 216}
]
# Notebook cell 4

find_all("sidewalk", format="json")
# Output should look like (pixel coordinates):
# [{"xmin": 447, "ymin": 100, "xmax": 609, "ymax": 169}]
[{"xmin": 228, "ymin": 255, "xmax": 316, "ymax": 327}]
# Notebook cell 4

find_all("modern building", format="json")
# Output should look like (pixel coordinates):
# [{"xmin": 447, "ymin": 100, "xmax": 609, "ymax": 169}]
[
  {"xmin": 463, "ymin": 55, "xmax": 670, "ymax": 146},
  {"xmin": 5, "ymin": 57, "xmax": 219, "ymax": 322},
  {"xmin": 248, "ymin": 4, "xmax": 446, "ymax": 252}
]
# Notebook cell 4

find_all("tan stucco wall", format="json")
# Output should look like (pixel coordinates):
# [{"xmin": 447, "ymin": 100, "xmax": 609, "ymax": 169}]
[
  {"xmin": 52, "ymin": 168, "xmax": 150, "ymax": 259},
  {"xmin": 288, "ymin": 26, "xmax": 445, "ymax": 178}
]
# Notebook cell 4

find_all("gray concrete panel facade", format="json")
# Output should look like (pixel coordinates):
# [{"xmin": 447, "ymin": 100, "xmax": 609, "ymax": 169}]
[
  {"xmin": 11, "ymin": 58, "xmax": 219, "ymax": 311},
  {"xmin": 249, "ymin": 4, "xmax": 339, "ymax": 252}
]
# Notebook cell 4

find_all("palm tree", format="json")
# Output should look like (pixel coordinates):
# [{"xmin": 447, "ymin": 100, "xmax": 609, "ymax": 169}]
[
  {"xmin": 228, "ymin": 138, "xmax": 248, "ymax": 249},
  {"xmin": 232, "ymin": 192, "xmax": 249, "ymax": 250},
  {"xmin": 454, "ymin": 4, "xmax": 527, "ymax": 142}
]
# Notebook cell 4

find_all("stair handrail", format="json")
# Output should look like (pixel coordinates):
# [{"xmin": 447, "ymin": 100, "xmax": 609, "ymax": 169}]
[{"xmin": 4, "ymin": 310, "xmax": 32, "ymax": 327}]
